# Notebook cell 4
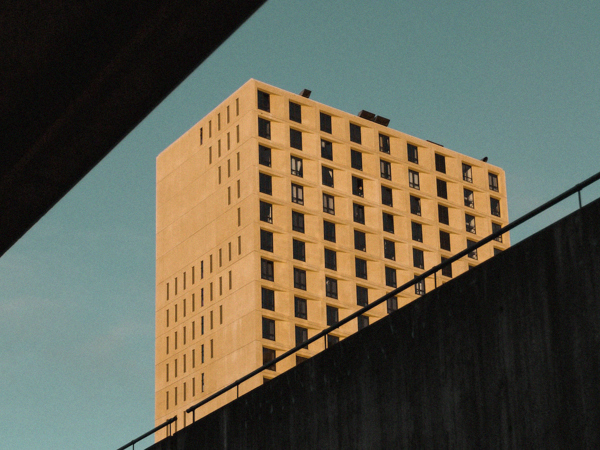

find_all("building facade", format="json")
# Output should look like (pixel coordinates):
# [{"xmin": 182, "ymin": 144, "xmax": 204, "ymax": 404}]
[{"xmin": 155, "ymin": 79, "xmax": 509, "ymax": 436}]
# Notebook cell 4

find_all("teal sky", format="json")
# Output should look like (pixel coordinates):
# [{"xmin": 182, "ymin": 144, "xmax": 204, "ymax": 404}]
[{"xmin": 1, "ymin": 1, "xmax": 599, "ymax": 448}]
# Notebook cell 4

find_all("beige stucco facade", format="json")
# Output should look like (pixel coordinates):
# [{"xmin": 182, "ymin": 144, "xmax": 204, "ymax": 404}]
[{"xmin": 155, "ymin": 79, "xmax": 510, "ymax": 437}]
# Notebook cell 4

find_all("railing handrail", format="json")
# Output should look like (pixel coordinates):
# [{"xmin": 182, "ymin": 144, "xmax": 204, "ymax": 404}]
[{"xmin": 116, "ymin": 416, "xmax": 176, "ymax": 450}]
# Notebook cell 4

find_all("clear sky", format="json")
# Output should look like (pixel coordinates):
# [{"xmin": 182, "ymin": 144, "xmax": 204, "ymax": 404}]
[{"xmin": 1, "ymin": 1, "xmax": 599, "ymax": 448}]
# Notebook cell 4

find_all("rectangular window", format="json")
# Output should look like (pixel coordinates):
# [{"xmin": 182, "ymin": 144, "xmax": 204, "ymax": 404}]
[
  {"xmin": 350, "ymin": 123, "xmax": 361, "ymax": 144},
  {"xmin": 260, "ymin": 229, "xmax": 273, "ymax": 252},
  {"xmin": 387, "ymin": 297, "xmax": 398, "ymax": 314},
  {"xmin": 323, "ymin": 220, "xmax": 336, "ymax": 242},
  {"xmin": 210, "ymin": 339, "xmax": 213, "ymax": 358},
  {"xmin": 407, "ymin": 144, "xmax": 418, "ymax": 163},
  {"xmin": 257, "ymin": 90, "xmax": 270, "ymax": 112},
  {"xmin": 323, "ymin": 194, "xmax": 335, "ymax": 215},
  {"xmin": 385, "ymin": 266, "xmax": 397, "ymax": 287},
  {"xmin": 413, "ymin": 248, "xmax": 425, "ymax": 269},
  {"xmin": 292, "ymin": 211, "xmax": 305, "ymax": 233},
  {"xmin": 438, "ymin": 204, "xmax": 449, "ymax": 225},
  {"xmin": 379, "ymin": 134, "xmax": 390, "ymax": 153},
  {"xmin": 356, "ymin": 286, "xmax": 368, "ymax": 307},
  {"xmin": 491, "ymin": 198, "xmax": 501, "ymax": 217},
  {"xmin": 351, "ymin": 150, "xmax": 363, "ymax": 170},
  {"xmin": 263, "ymin": 347, "xmax": 276, "ymax": 371},
  {"xmin": 353, "ymin": 203, "xmax": 365, "ymax": 224},
  {"xmin": 210, "ymin": 311, "xmax": 213, "ymax": 329},
  {"xmin": 358, "ymin": 315, "xmax": 369, "ymax": 330},
  {"xmin": 435, "ymin": 153, "xmax": 446, "ymax": 173},
  {"xmin": 291, "ymin": 183, "xmax": 304, "ymax": 205},
  {"xmin": 464, "ymin": 188, "xmax": 474, "ymax": 208},
  {"xmin": 409, "ymin": 170, "xmax": 420, "ymax": 189},
  {"xmin": 354, "ymin": 230, "xmax": 366, "ymax": 251},
  {"xmin": 384, "ymin": 239, "xmax": 396, "ymax": 260},
  {"xmin": 322, "ymin": 166, "xmax": 334, "ymax": 187},
  {"xmin": 262, "ymin": 287, "xmax": 275, "ymax": 311},
  {"xmin": 326, "ymin": 305, "xmax": 339, "ymax": 326},
  {"xmin": 290, "ymin": 155, "xmax": 303, "ymax": 177},
  {"xmin": 462, "ymin": 163, "xmax": 473, "ymax": 182},
  {"xmin": 410, "ymin": 196, "xmax": 421, "ymax": 216},
  {"xmin": 261, "ymin": 259, "xmax": 274, "ymax": 281},
  {"xmin": 262, "ymin": 317, "xmax": 275, "ymax": 340},
  {"xmin": 258, "ymin": 118, "xmax": 271, "ymax": 139},
  {"xmin": 489, "ymin": 173, "xmax": 499, "ymax": 192},
  {"xmin": 296, "ymin": 355, "xmax": 308, "ymax": 365},
  {"xmin": 320, "ymin": 112, "xmax": 332, "ymax": 133},
  {"xmin": 437, "ymin": 179, "xmax": 448, "ymax": 199},
  {"xmin": 494, "ymin": 248, "xmax": 502, "ymax": 256},
  {"xmin": 289, "ymin": 101, "xmax": 301, "ymax": 123},
  {"xmin": 259, "ymin": 172, "xmax": 272, "ymax": 195},
  {"xmin": 352, "ymin": 176, "xmax": 364, "ymax": 197},
  {"xmin": 441, "ymin": 257, "xmax": 452, "ymax": 277},
  {"xmin": 415, "ymin": 276, "xmax": 426, "ymax": 295},
  {"xmin": 411, "ymin": 222, "xmax": 423, "ymax": 242},
  {"xmin": 440, "ymin": 230, "xmax": 451, "ymax": 251},
  {"xmin": 327, "ymin": 335, "xmax": 340, "ymax": 347},
  {"xmin": 293, "ymin": 239, "xmax": 306, "ymax": 261},
  {"xmin": 290, "ymin": 128, "xmax": 302, "ymax": 150},
  {"xmin": 325, "ymin": 277, "xmax": 338, "ymax": 298},
  {"xmin": 380, "ymin": 160, "xmax": 392, "ymax": 180},
  {"xmin": 295, "ymin": 326, "xmax": 309, "ymax": 349},
  {"xmin": 324, "ymin": 248, "xmax": 337, "ymax": 270},
  {"xmin": 321, "ymin": 139, "xmax": 333, "ymax": 160},
  {"xmin": 294, "ymin": 296, "xmax": 307, "ymax": 319},
  {"xmin": 259, "ymin": 145, "xmax": 271, "ymax": 167},
  {"xmin": 465, "ymin": 214, "xmax": 476, "ymax": 234},
  {"xmin": 201, "ymin": 316, "xmax": 204, "ymax": 335},
  {"xmin": 383, "ymin": 212, "xmax": 395, "ymax": 233},
  {"xmin": 294, "ymin": 268, "xmax": 307, "ymax": 290},
  {"xmin": 236, "ymin": 98, "xmax": 239, "ymax": 116},
  {"xmin": 492, "ymin": 222, "xmax": 503, "ymax": 242},
  {"xmin": 260, "ymin": 201, "xmax": 272, "ymax": 223},
  {"xmin": 381, "ymin": 186, "xmax": 393, "ymax": 207},
  {"xmin": 355, "ymin": 257, "xmax": 367, "ymax": 279},
  {"xmin": 467, "ymin": 239, "xmax": 478, "ymax": 260}
]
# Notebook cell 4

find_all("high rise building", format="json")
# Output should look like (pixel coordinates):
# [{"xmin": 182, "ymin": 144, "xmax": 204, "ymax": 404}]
[{"xmin": 155, "ymin": 79, "xmax": 509, "ymax": 436}]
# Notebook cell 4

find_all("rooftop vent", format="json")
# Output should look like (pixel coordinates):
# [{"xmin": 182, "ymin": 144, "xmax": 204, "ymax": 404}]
[
  {"xmin": 374, "ymin": 115, "xmax": 390, "ymax": 126},
  {"xmin": 299, "ymin": 89, "xmax": 311, "ymax": 98},
  {"xmin": 426, "ymin": 140, "xmax": 444, "ymax": 147},
  {"xmin": 358, "ymin": 110, "xmax": 376, "ymax": 121}
]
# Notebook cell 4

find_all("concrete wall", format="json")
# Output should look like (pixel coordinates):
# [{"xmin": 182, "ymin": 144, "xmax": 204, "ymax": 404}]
[{"xmin": 148, "ymin": 197, "xmax": 600, "ymax": 449}]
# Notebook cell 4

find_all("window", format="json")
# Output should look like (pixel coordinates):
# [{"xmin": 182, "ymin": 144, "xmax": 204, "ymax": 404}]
[
  {"xmin": 326, "ymin": 305, "xmax": 339, "ymax": 326},
  {"xmin": 462, "ymin": 163, "xmax": 472, "ymax": 183},
  {"xmin": 382, "ymin": 212, "xmax": 394, "ymax": 233},
  {"xmin": 381, "ymin": 186, "xmax": 393, "ymax": 207},
  {"xmin": 353, "ymin": 203, "xmax": 365, "ymax": 224},
  {"xmin": 323, "ymin": 220, "xmax": 336, "ymax": 242},
  {"xmin": 325, "ymin": 277, "xmax": 338, "ymax": 298},
  {"xmin": 492, "ymin": 222, "xmax": 503, "ymax": 242},
  {"xmin": 410, "ymin": 196, "xmax": 421, "ymax": 215},
  {"xmin": 467, "ymin": 239, "xmax": 478, "ymax": 260},
  {"xmin": 494, "ymin": 247, "xmax": 502, "ymax": 256},
  {"xmin": 435, "ymin": 153, "xmax": 446, "ymax": 173},
  {"xmin": 438, "ymin": 204, "xmax": 449, "ymax": 225},
  {"xmin": 261, "ymin": 288, "xmax": 274, "ymax": 311},
  {"xmin": 355, "ymin": 257, "xmax": 367, "ymax": 279},
  {"xmin": 295, "ymin": 326, "xmax": 309, "ymax": 349},
  {"xmin": 294, "ymin": 297, "xmax": 307, "ymax": 319},
  {"xmin": 465, "ymin": 214, "xmax": 476, "ymax": 233},
  {"xmin": 411, "ymin": 222, "xmax": 423, "ymax": 242},
  {"xmin": 263, "ymin": 347, "xmax": 276, "ymax": 370},
  {"xmin": 257, "ymin": 90, "xmax": 270, "ymax": 112},
  {"xmin": 292, "ymin": 211, "xmax": 305, "ymax": 233},
  {"xmin": 258, "ymin": 118, "xmax": 270, "ymax": 139},
  {"xmin": 320, "ymin": 112, "xmax": 332, "ymax": 133},
  {"xmin": 289, "ymin": 101, "xmax": 301, "ymax": 123},
  {"xmin": 437, "ymin": 179, "xmax": 448, "ymax": 199},
  {"xmin": 491, "ymin": 198, "xmax": 501, "ymax": 217},
  {"xmin": 409, "ymin": 170, "xmax": 420, "ymax": 189},
  {"xmin": 261, "ymin": 259, "xmax": 274, "ymax": 281},
  {"xmin": 464, "ymin": 189, "xmax": 474, "ymax": 208},
  {"xmin": 354, "ymin": 230, "xmax": 366, "ymax": 251},
  {"xmin": 489, "ymin": 173, "xmax": 499, "ymax": 192},
  {"xmin": 358, "ymin": 315, "xmax": 369, "ymax": 330},
  {"xmin": 387, "ymin": 297, "xmax": 398, "ymax": 314},
  {"xmin": 262, "ymin": 317, "xmax": 275, "ymax": 340},
  {"xmin": 293, "ymin": 239, "xmax": 305, "ymax": 261},
  {"xmin": 259, "ymin": 145, "xmax": 271, "ymax": 167},
  {"xmin": 291, "ymin": 183, "xmax": 304, "ymax": 205},
  {"xmin": 356, "ymin": 286, "xmax": 368, "ymax": 307},
  {"xmin": 260, "ymin": 229, "xmax": 273, "ymax": 252},
  {"xmin": 323, "ymin": 194, "xmax": 335, "ymax": 215},
  {"xmin": 259, "ymin": 173, "xmax": 272, "ymax": 195},
  {"xmin": 440, "ymin": 230, "xmax": 451, "ymax": 251},
  {"xmin": 327, "ymin": 335, "xmax": 339, "ymax": 347},
  {"xmin": 294, "ymin": 268, "xmax": 306, "ymax": 290},
  {"xmin": 260, "ymin": 201, "xmax": 272, "ymax": 223},
  {"xmin": 324, "ymin": 248, "xmax": 337, "ymax": 270},
  {"xmin": 414, "ymin": 276, "xmax": 426, "ymax": 295},
  {"xmin": 290, "ymin": 155, "xmax": 303, "ymax": 177},
  {"xmin": 352, "ymin": 176, "xmax": 364, "ymax": 197},
  {"xmin": 290, "ymin": 128, "xmax": 302, "ymax": 150},
  {"xmin": 321, "ymin": 139, "xmax": 333, "ymax": 160},
  {"xmin": 407, "ymin": 144, "xmax": 418, "ymax": 163},
  {"xmin": 380, "ymin": 160, "xmax": 392, "ymax": 180},
  {"xmin": 351, "ymin": 150, "xmax": 362, "ymax": 170},
  {"xmin": 379, "ymin": 134, "xmax": 390, "ymax": 153},
  {"xmin": 385, "ymin": 266, "xmax": 397, "ymax": 287},
  {"xmin": 322, "ymin": 166, "xmax": 334, "ymax": 187},
  {"xmin": 413, "ymin": 248, "xmax": 424, "ymax": 269},
  {"xmin": 350, "ymin": 123, "xmax": 361, "ymax": 144},
  {"xmin": 441, "ymin": 257, "xmax": 452, "ymax": 277},
  {"xmin": 384, "ymin": 239, "xmax": 396, "ymax": 260}
]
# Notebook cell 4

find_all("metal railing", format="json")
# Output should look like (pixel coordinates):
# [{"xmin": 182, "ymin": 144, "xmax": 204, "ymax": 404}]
[
  {"xmin": 116, "ymin": 416, "xmax": 176, "ymax": 450},
  {"xmin": 118, "ymin": 169, "xmax": 600, "ymax": 449}
]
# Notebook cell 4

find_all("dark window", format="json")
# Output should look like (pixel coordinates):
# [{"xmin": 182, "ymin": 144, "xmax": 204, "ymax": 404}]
[
  {"xmin": 411, "ymin": 222, "xmax": 423, "ymax": 242},
  {"xmin": 410, "ymin": 196, "xmax": 421, "ymax": 215},
  {"xmin": 435, "ymin": 153, "xmax": 446, "ymax": 173},
  {"xmin": 354, "ymin": 230, "xmax": 366, "ymax": 251},
  {"xmin": 467, "ymin": 239, "xmax": 478, "ymax": 260},
  {"xmin": 350, "ymin": 123, "xmax": 361, "ymax": 144},
  {"xmin": 260, "ymin": 201, "xmax": 272, "ymax": 223},
  {"xmin": 356, "ymin": 286, "xmax": 368, "ymax": 307},
  {"xmin": 438, "ymin": 204, "xmax": 449, "ymax": 225},
  {"xmin": 292, "ymin": 211, "xmax": 304, "ymax": 233},
  {"xmin": 257, "ymin": 90, "xmax": 270, "ymax": 112},
  {"xmin": 263, "ymin": 347, "xmax": 276, "ymax": 370},
  {"xmin": 322, "ymin": 166, "xmax": 334, "ymax": 187},
  {"xmin": 351, "ymin": 150, "xmax": 363, "ymax": 170},
  {"xmin": 259, "ymin": 145, "xmax": 271, "ymax": 167},
  {"xmin": 323, "ymin": 220, "xmax": 336, "ymax": 242},
  {"xmin": 295, "ymin": 326, "xmax": 308, "ymax": 349},
  {"xmin": 258, "ymin": 118, "xmax": 270, "ymax": 139},
  {"xmin": 414, "ymin": 276, "xmax": 425, "ymax": 295},
  {"xmin": 380, "ymin": 160, "xmax": 392, "ymax": 180},
  {"xmin": 259, "ymin": 173, "xmax": 272, "ymax": 195},
  {"xmin": 324, "ymin": 248, "xmax": 337, "ymax": 270},
  {"xmin": 436, "ymin": 179, "xmax": 448, "ymax": 199},
  {"xmin": 320, "ymin": 112, "xmax": 332, "ymax": 133},
  {"xmin": 290, "ymin": 129, "xmax": 302, "ymax": 150},
  {"xmin": 409, "ymin": 170, "xmax": 420, "ymax": 189},
  {"xmin": 293, "ymin": 239, "xmax": 305, "ymax": 261},
  {"xmin": 296, "ymin": 355, "xmax": 308, "ymax": 365},
  {"xmin": 357, "ymin": 315, "xmax": 369, "ymax": 330},
  {"xmin": 321, "ymin": 139, "xmax": 333, "ymax": 160},
  {"xmin": 413, "ymin": 248, "xmax": 424, "ymax": 269},
  {"xmin": 387, "ymin": 297, "xmax": 398, "ymax": 314},
  {"xmin": 294, "ymin": 268, "xmax": 307, "ymax": 290},
  {"xmin": 407, "ymin": 144, "xmax": 418, "ymax": 163},
  {"xmin": 323, "ymin": 194, "xmax": 335, "ymax": 215},
  {"xmin": 290, "ymin": 155, "xmax": 303, "ymax": 177},
  {"xmin": 261, "ymin": 259, "xmax": 274, "ymax": 281},
  {"xmin": 464, "ymin": 188, "xmax": 474, "ymax": 208},
  {"xmin": 326, "ymin": 305, "xmax": 339, "ymax": 326},
  {"xmin": 352, "ymin": 177, "xmax": 364, "ymax": 197},
  {"xmin": 327, "ymin": 335, "xmax": 339, "ymax": 347},
  {"xmin": 462, "ymin": 163, "xmax": 472, "ymax": 183},
  {"xmin": 440, "ymin": 230, "xmax": 451, "ymax": 251},
  {"xmin": 291, "ymin": 183, "xmax": 304, "ymax": 205},
  {"xmin": 353, "ymin": 203, "xmax": 365, "ymax": 224},
  {"xmin": 494, "ymin": 247, "xmax": 502, "ymax": 256},
  {"xmin": 384, "ymin": 239, "xmax": 396, "ymax": 260},
  {"xmin": 325, "ymin": 277, "xmax": 338, "ymax": 298},
  {"xmin": 382, "ymin": 212, "xmax": 394, "ymax": 233},
  {"xmin": 385, "ymin": 266, "xmax": 397, "ymax": 287},
  {"xmin": 262, "ymin": 317, "xmax": 275, "ymax": 340},
  {"xmin": 289, "ymin": 101, "xmax": 301, "ymax": 123},
  {"xmin": 381, "ymin": 186, "xmax": 393, "ymax": 207},
  {"xmin": 466, "ymin": 214, "xmax": 476, "ymax": 234},
  {"xmin": 492, "ymin": 222, "xmax": 502, "ymax": 242},
  {"xmin": 355, "ymin": 257, "xmax": 367, "ymax": 279},
  {"xmin": 379, "ymin": 134, "xmax": 390, "ymax": 153},
  {"xmin": 294, "ymin": 297, "xmax": 307, "ymax": 319},
  {"xmin": 260, "ymin": 229, "xmax": 273, "ymax": 252},
  {"xmin": 489, "ymin": 173, "xmax": 499, "ymax": 192},
  {"xmin": 441, "ymin": 257, "xmax": 452, "ymax": 277},
  {"xmin": 261, "ymin": 287, "xmax": 274, "ymax": 310},
  {"xmin": 491, "ymin": 198, "xmax": 501, "ymax": 217}
]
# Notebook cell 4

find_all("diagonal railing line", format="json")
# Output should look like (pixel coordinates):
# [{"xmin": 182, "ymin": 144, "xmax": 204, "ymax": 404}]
[{"xmin": 116, "ymin": 416, "xmax": 176, "ymax": 450}]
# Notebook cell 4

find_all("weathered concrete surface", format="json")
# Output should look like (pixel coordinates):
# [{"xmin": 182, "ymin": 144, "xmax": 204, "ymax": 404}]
[{"xmin": 149, "ymin": 197, "xmax": 600, "ymax": 449}]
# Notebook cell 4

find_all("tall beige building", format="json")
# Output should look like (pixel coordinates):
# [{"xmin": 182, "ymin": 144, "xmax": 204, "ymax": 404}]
[{"xmin": 155, "ymin": 79, "xmax": 509, "ymax": 436}]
